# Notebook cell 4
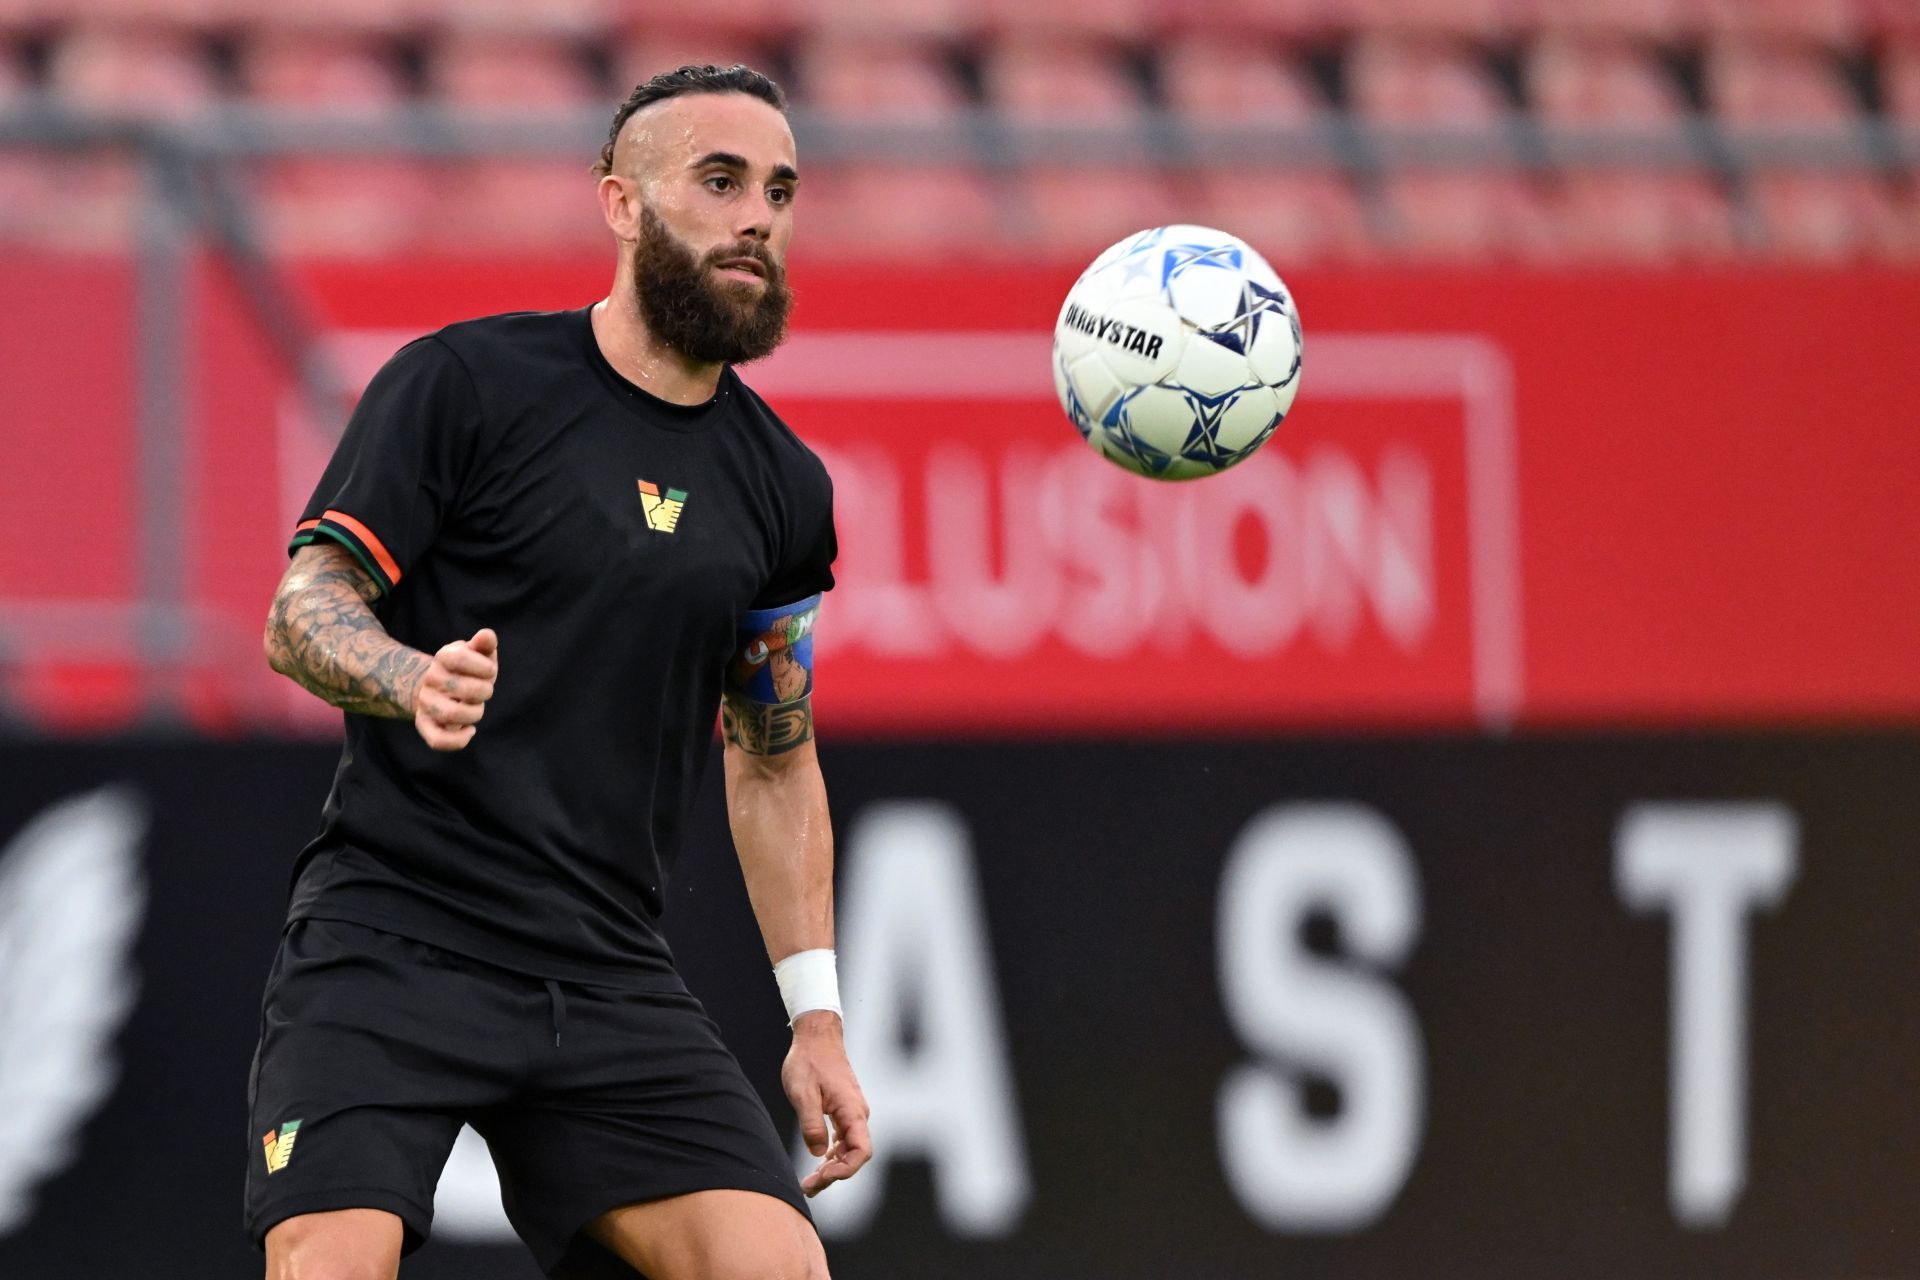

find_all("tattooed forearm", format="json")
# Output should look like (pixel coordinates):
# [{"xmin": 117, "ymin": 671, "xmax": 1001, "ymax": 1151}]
[
  {"xmin": 264, "ymin": 543, "xmax": 429, "ymax": 718},
  {"xmin": 721, "ymin": 692, "xmax": 813, "ymax": 756}
]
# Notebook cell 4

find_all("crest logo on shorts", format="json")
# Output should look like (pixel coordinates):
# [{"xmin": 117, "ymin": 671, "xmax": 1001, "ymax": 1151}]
[
  {"xmin": 638, "ymin": 480, "xmax": 689, "ymax": 534},
  {"xmin": 261, "ymin": 1118, "xmax": 303, "ymax": 1174}
]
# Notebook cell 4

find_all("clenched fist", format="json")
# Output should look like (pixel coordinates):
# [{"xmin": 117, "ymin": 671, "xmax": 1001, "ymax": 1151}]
[{"xmin": 412, "ymin": 627, "xmax": 498, "ymax": 751}]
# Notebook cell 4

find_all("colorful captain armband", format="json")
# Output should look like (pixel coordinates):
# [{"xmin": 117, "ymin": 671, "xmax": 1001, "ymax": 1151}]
[{"xmin": 728, "ymin": 594, "xmax": 820, "ymax": 707}]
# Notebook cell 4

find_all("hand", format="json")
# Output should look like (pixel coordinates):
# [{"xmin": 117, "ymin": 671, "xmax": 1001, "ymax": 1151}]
[
  {"xmin": 782, "ymin": 1013, "xmax": 872, "ymax": 1197},
  {"xmin": 412, "ymin": 628, "xmax": 498, "ymax": 751}
]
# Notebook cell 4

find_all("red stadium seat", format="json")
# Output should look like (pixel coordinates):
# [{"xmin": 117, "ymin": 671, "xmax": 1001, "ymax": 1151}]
[
  {"xmin": 1859, "ymin": 0, "xmax": 1920, "ymax": 40},
  {"xmin": 253, "ymin": 158, "xmax": 440, "ymax": 257},
  {"xmin": 1525, "ymin": 34, "xmax": 1689, "ymax": 123},
  {"xmin": 610, "ymin": 32, "xmax": 773, "ymax": 93},
  {"xmin": 0, "ymin": 40, "xmax": 28, "ymax": 104},
  {"xmin": 1344, "ymin": 0, "xmax": 1515, "ymax": 41},
  {"xmin": 47, "ymin": 25, "xmax": 220, "ymax": 120},
  {"xmin": 1159, "ymin": 34, "xmax": 1327, "ymax": 122},
  {"xmin": 1349, "ymin": 34, "xmax": 1559, "ymax": 260},
  {"xmin": 975, "ymin": 0, "xmax": 1156, "ymax": 43},
  {"xmin": 436, "ymin": 159, "xmax": 607, "ymax": 251},
  {"xmin": 1880, "ymin": 40, "xmax": 1920, "ymax": 122},
  {"xmin": 1161, "ymin": 38, "xmax": 1368, "ymax": 264},
  {"xmin": 1191, "ymin": 171, "xmax": 1375, "ymax": 263},
  {"xmin": 980, "ymin": 36, "xmax": 1147, "ymax": 125},
  {"xmin": 1013, "ymin": 167, "xmax": 1185, "ymax": 257},
  {"xmin": 1704, "ymin": 38, "xmax": 1862, "ymax": 125},
  {"xmin": 0, "ymin": 150, "xmax": 141, "ymax": 250},
  {"xmin": 1150, "ymin": 0, "xmax": 1329, "ymax": 40},
  {"xmin": 1525, "ymin": 36, "xmax": 1737, "ymax": 260},
  {"xmin": 1348, "ymin": 33, "xmax": 1513, "ymax": 122},
  {"xmin": 406, "ymin": 0, "xmax": 612, "ymax": 37},
  {"xmin": 428, "ymin": 31, "xmax": 601, "ymax": 110},
  {"xmin": 806, "ymin": 0, "xmax": 975, "ymax": 40},
  {"xmin": 1694, "ymin": 0, "xmax": 1864, "ymax": 49},
  {"xmin": 1515, "ymin": 0, "xmax": 1690, "ymax": 42},
  {"xmin": 1554, "ymin": 172, "xmax": 1739, "ymax": 260},
  {"xmin": 1703, "ymin": 40, "xmax": 1904, "ymax": 260},
  {"xmin": 243, "ymin": 32, "xmax": 408, "ymax": 108},
  {"xmin": 1745, "ymin": 173, "xmax": 1915, "ymax": 261},
  {"xmin": 793, "ymin": 163, "xmax": 1003, "ymax": 257},
  {"xmin": 791, "ymin": 34, "xmax": 969, "ymax": 118}
]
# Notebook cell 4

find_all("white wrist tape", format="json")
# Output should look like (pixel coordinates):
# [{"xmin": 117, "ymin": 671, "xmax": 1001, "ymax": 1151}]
[{"xmin": 774, "ymin": 948, "xmax": 842, "ymax": 1024}]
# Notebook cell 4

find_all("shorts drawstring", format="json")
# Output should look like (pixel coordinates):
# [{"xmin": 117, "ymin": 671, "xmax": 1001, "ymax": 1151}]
[{"xmin": 544, "ymin": 979, "xmax": 566, "ymax": 1048}]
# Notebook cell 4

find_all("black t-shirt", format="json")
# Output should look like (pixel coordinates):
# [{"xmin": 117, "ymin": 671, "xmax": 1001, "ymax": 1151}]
[{"xmin": 285, "ymin": 307, "xmax": 835, "ymax": 987}]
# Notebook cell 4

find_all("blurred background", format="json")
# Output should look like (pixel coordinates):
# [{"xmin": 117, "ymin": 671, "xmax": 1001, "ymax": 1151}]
[{"xmin": 2, "ymin": 0, "xmax": 1919, "ymax": 1276}]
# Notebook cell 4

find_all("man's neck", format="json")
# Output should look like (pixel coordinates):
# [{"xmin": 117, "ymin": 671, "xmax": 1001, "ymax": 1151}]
[{"xmin": 591, "ymin": 293, "xmax": 724, "ymax": 406}]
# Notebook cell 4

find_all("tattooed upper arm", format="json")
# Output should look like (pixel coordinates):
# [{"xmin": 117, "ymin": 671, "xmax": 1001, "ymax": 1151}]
[
  {"xmin": 280, "ymin": 541, "xmax": 383, "ymax": 605},
  {"xmin": 721, "ymin": 595, "xmax": 821, "ymax": 756}
]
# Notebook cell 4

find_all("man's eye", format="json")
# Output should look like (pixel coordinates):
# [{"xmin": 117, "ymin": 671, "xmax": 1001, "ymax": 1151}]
[
  {"xmin": 706, "ymin": 175, "xmax": 733, "ymax": 192},
  {"xmin": 769, "ymin": 187, "xmax": 792, "ymax": 204}
]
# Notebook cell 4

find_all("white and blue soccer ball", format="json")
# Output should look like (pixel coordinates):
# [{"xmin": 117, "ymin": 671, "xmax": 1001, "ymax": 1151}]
[{"xmin": 1052, "ymin": 225, "xmax": 1302, "ymax": 481}]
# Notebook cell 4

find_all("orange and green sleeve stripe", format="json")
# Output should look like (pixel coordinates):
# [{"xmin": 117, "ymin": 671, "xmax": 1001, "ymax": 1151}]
[{"xmin": 289, "ymin": 510, "xmax": 403, "ymax": 595}]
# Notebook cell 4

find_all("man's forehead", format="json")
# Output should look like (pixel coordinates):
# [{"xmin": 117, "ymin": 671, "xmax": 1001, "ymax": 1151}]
[{"xmin": 615, "ymin": 93, "xmax": 796, "ymax": 176}]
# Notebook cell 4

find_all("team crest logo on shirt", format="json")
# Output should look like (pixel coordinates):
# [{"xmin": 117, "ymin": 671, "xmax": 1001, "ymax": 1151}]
[
  {"xmin": 638, "ymin": 480, "xmax": 689, "ymax": 534},
  {"xmin": 261, "ymin": 1118, "xmax": 303, "ymax": 1174}
]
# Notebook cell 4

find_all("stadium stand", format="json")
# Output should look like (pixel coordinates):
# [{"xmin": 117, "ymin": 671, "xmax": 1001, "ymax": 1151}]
[
  {"xmin": 789, "ymin": 35, "xmax": 1003, "ymax": 257},
  {"xmin": 983, "ymin": 35, "xmax": 1181, "ymax": 254},
  {"xmin": 1348, "ymin": 33, "xmax": 1560, "ymax": 260},
  {"xmin": 1162, "ymin": 35, "xmax": 1373, "ymax": 261},
  {"xmin": 1705, "ymin": 37, "xmax": 1911, "ymax": 260},
  {"xmin": 243, "ymin": 32, "xmax": 438, "ymax": 256},
  {"xmin": 0, "ymin": 0, "xmax": 1914, "ymax": 260},
  {"xmin": 1525, "ymin": 35, "xmax": 1738, "ymax": 260}
]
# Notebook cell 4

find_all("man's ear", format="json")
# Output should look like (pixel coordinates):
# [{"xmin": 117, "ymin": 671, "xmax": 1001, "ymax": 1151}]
[{"xmin": 599, "ymin": 174, "xmax": 640, "ymax": 241}]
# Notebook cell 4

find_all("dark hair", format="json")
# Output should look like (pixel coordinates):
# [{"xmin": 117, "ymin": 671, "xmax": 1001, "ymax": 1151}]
[{"xmin": 593, "ymin": 64, "xmax": 787, "ymax": 178}]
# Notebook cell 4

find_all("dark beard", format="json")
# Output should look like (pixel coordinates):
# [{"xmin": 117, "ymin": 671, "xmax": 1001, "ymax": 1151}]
[{"xmin": 631, "ymin": 205, "xmax": 792, "ymax": 365}]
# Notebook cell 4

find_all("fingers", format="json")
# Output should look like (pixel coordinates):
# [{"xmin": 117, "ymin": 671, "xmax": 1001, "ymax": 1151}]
[
  {"xmin": 797, "ymin": 1098, "xmax": 830, "ymax": 1159},
  {"xmin": 415, "ymin": 628, "xmax": 499, "ymax": 751},
  {"xmin": 415, "ymin": 710, "xmax": 477, "ymax": 752},
  {"xmin": 436, "ymin": 639, "xmax": 498, "ymax": 681},
  {"xmin": 800, "ymin": 1085, "xmax": 872, "ymax": 1197}
]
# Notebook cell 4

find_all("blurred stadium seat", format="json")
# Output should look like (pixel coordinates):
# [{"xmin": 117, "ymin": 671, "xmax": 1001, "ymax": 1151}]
[
  {"xmin": 427, "ymin": 32, "xmax": 604, "ymax": 252},
  {"xmin": 1350, "ymin": 34, "xmax": 1560, "ymax": 260},
  {"xmin": 1705, "ymin": 37, "xmax": 1909, "ymax": 260},
  {"xmin": 791, "ymin": 33, "xmax": 967, "ymax": 117},
  {"xmin": 1885, "ymin": 39, "xmax": 1920, "ymax": 121},
  {"xmin": 430, "ymin": 30, "xmax": 601, "ymax": 109},
  {"xmin": 613, "ymin": 32, "xmax": 771, "ymax": 90},
  {"xmin": 1517, "ymin": 0, "xmax": 1689, "ymax": 42},
  {"xmin": 46, "ymin": 24, "xmax": 220, "ymax": 120},
  {"xmin": 242, "ymin": 31, "xmax": 437, "ymax": 256},
  {"xmin": 1526, "ymin": 35, "xmax": 1737, "ymax": 260},
  {"xmin": 976, "ymin": 0, "xmax": 1156, "ymax": 43},
  {"xmin": 982, "ymin": 35, "xmax": 1179, "ymax": 254},
  {"xmin": 1162, "ymin": 35, "xmax": 1371, "ymax": 261},
  {"xmin": 1346, "ymin": 0, "xmax": 1514, "ymax": 40},
  {"xmin": 1151, "ymin": 0, "xmax": 1327, "ymax": 38},
  {"xmin": 1694, "ymin": 0, "xmax": 1864, "ymax": 49},
  {"xmin": 783, "ymin": 34, "xmax": 1000, "ymax": 258}
]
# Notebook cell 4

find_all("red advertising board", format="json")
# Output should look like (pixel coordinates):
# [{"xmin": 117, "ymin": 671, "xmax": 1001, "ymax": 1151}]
[{"xmin": 4, "ymin": 252, "xmax": 1919, "ymax": 732}]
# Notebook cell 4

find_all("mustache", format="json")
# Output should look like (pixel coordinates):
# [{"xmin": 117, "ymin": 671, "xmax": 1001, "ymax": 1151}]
[{"xmin": 702, "ymin": 242, "xmax": 778, "ymax": 275}]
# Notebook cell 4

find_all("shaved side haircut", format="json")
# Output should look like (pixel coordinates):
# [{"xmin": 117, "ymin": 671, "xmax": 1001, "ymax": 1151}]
[{"xmin": 594, "ymin": 64, "xmax": 788, "ymax": 178}]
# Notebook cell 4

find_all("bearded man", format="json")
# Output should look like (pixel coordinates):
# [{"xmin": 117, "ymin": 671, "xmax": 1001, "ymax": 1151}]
[{"xmin": 249, "ymin": 64, "xmax": 868, "ymax": 1280}]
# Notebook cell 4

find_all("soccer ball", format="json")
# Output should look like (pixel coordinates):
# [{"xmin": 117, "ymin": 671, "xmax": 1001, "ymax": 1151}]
[{"xmin": 1052, "ymin": 225, "xmax": 1302, "ymax": 481}]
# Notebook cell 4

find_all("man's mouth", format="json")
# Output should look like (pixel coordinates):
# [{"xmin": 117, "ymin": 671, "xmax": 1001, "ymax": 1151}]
[{"xmin": 712, "ymin": 257, "xmax": 768, "ymax": 282}]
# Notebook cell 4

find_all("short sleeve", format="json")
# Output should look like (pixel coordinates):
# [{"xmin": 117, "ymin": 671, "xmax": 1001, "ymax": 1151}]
[
  {"xmin": 288, "ymin": 337, "xmax": 481, "ymax": 596},
  {"xmin": 750, "ymin": 466, "xmax": 836, "ymax": 610}
]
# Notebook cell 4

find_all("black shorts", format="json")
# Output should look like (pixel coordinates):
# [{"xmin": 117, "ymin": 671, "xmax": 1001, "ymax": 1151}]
[{"xmin": 245, "ymin": 918, "xmax": 810, "ymax": 1277}]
